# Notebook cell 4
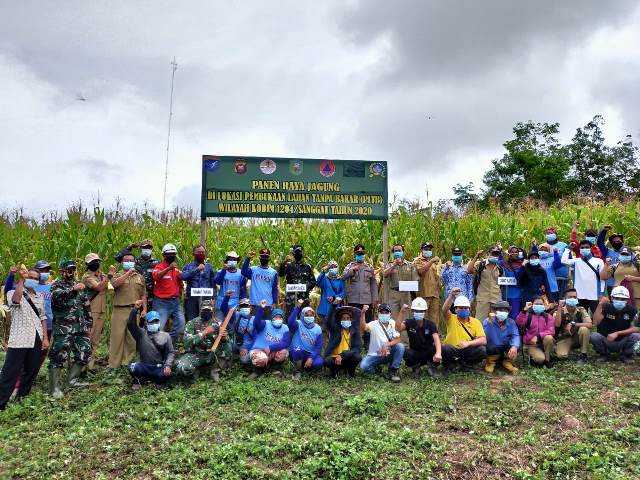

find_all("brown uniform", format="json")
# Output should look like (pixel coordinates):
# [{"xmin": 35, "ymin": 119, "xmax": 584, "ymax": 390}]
[
  {"xmin": 606, "ymin": 263, "xmax": 640, "ymax": 310},
  {"xmin": 473, "ymin": 261, "xmax": 502, "ymax": 323},
  {"xmin": 383, "ymin": 259, "xmax": 419, "ymax": 345},
  {"xmin": 82, "ymin": 271, "xmax": 108, "ymax": 369},
  {"xmin": 110, "ymin": 270, "xmax": 145, "ymax": 368},
  {"xmin": 555, "ymin": 306, "xmax": 592, "ymax": 357},
  {"xmin": 413, "ymin": 256, "xmax": 441, "ymax": 324}
]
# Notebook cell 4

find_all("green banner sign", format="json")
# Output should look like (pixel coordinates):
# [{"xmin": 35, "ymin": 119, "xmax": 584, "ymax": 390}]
[{"xmin": 201, "ymin": 156, "xmax": 388, "ymax": 220}]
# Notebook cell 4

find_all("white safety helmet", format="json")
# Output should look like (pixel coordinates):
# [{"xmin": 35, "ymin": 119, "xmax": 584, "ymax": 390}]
[
  {"xmin": 162, "ymin": 243, "xmax": 178, "ymax": 254},
  {"xmin": 611, "ymin": 285, "xmax": 630, "ymax": 299},
  {"xmin": 411, "ymin": 297, "xmax": 428, "ymax": 311},
  {"xmin": 453, "ymin": 295, "xmax": 471, "ymax": 308}
]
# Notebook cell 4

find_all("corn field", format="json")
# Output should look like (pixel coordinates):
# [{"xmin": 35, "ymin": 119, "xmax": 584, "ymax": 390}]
[{"xmin": 1, "ymin": 199, "xmax": 639, "ymax": 276}]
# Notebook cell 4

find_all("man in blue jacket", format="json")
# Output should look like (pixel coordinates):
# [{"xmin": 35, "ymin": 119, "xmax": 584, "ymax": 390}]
[
  {"xmin": 483, "ymin": 301, "xmax": 520, "ymax": 374},
  {"xmin": 181, "ymin": 245, "xmax": 217, "ymax": 321}
]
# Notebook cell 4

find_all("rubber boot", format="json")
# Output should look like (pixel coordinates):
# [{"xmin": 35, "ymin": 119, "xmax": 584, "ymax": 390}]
[
  {"xmin": 49, "ymin": 368, "xmax": 64, "ymax": 399},
  {"xmin": 501, "ymin": 359, "xmax": 519, "ymax": 374},
  {"xmin": 484, "ymin": 355, "xmax": 498, "ymax": 374},
  {"xmin": 67, "ymin": 363, "xmax": 90, "ymax": 388}
]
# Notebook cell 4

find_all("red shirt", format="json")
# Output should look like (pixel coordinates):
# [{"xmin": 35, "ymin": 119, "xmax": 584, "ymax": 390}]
[{"xmin": 152, "ymin": 261, "xmax": 182, "ymax": 299}]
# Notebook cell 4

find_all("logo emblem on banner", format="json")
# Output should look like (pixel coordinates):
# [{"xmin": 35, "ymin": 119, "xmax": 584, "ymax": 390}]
[
  {"xmin": 290, "ymin": 160, "xmax": 303, "ymax": 175},
  {"xmin": 260, "ymin": 159, "xmax": 277, "ymax": 175},
  {"xmin": 319, "ymin": 160, "xmax": 336, "ymax": 177},
  {"xmin": 369, "ymin": 162, "xmax": 386, "ymax": 178},
  {"xmin": 234, "ymin": 160, "xmax": 247, "ymax": 175},
  {"xmin": 205, "ymin": 158, "xmax": 221, "ymax": 173}
]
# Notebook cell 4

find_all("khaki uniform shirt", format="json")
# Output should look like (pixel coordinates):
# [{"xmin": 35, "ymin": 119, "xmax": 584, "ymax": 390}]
[
  {"xmin": 113, "ymin": 271, "xmax": 146, "ymax": 307},
  {"xmin": 473, "ymin": 261, "xmax": 502, "ymax": 302},
  {"xmin": 607, "ymin": 263, "xmax": 640, "ymax": 298},
  {"xmin": 413, "ymin": 256, "xmax": 440, "ymax": 298},
  {"xmin": 82, "ymin": 271, "xmax": 107, "ymax": 313},
  {"xmin": 557, "ymin": 305, "xmax": 591, "ymax": 339},
  {"xmin": 385, "ymin": 259, "xmax": 419, "ymax": 289}
]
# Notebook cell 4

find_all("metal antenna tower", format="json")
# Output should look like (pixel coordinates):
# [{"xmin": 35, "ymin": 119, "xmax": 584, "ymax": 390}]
[{"xmin": 162, "ymin": 57, "xmax": 178, "ymax": 212}]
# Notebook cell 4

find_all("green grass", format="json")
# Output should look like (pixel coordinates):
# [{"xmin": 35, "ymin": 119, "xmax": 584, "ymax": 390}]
[{"xmin": 1, "ymin": 354, "xmax": 639, "ymax": 479}]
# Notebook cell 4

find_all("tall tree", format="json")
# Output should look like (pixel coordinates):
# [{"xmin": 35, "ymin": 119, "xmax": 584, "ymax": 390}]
[{"xmin": 482, "ymin": 121, "xmax": 574, "ymax": 204}]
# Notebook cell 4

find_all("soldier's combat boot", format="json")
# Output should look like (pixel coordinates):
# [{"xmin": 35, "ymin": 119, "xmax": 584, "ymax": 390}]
[
  {"xmin": 49, "ymin": 368, "xmax": 64, "ymax": 399},
  {"xmin": 210, "ymin": 368, "xmax": 221, "ymax": 383},
  {"xmin": 67, "ymin": 363, "xmax": 90, "ymax": 387}
]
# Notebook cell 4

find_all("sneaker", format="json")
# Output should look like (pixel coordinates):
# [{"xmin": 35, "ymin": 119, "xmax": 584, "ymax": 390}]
[
  {"xmin": 620, "ymin": 356, "xmax": 634, "ymax": 365},
  {"xmin": 412, "ymin": 366, "xmax": 421, "ymax": 379},
  {"xmin": 576, "ymin": 353, "xmax": 588, "ymax": 365},
  {"xmin": 131, "ymin": 382, "xmax": 142, "ymax": 392},
  {"xmin": 271, "ymin": 369, "xmax": 283, "ymax": 378},
  {"xmin": 248, "ymin": 371, "xmax": 259, "ymax": 379},
  {"xmin": 596, "ymin": 354, "xmax": 609, "ymax": 363},
  {"xmin": 543, "ymin": 360, "xmax": 553, "ymax": 369},
  {"xmin": 388, "ymin": 368, "xmax": 401, "ymax": 383},
  {"xmin": 292, "ymin": 372, "xmax": 302, "ymax": 381},
  {"xmin": 426, "ymin": 365, "xmax": 441, "ymax": 378},
  {"xmin": 210, "ymin": 369, "xmax": 221, "ymax": 383}
]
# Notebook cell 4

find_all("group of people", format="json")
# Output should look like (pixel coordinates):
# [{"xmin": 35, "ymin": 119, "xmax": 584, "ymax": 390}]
[{"xmin": 1, "ymin": 222, "xmax": 640, "ymax": 409}]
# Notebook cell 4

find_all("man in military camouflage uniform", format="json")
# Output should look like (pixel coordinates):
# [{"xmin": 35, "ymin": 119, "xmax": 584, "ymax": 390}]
[
  {"xmin": 134, "ymin": 239, "xmax": 159, "ymax": 311},
  {"xmin": 278, "ymin": 244, "xmax": 316, "ymax": 316},
  {"xmin": 48, "ymin": 259, "xmax": 93, "ymax": 398},
  {"xmin": 175, "ymin": 300, "xmax": 231, "ymax": 382}
]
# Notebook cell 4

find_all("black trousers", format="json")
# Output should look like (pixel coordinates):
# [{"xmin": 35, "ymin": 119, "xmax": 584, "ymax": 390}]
[
  {"xmin": 349, "ymin": 303, "xmax": 373, "ymax": 350},
  {"xmin": 579, "ymin": 299, "xmax": 598, "ymax": 316},
  {"xmin": 442, "ymin": 345, "xmax": 486, "ymax": 367},
  {"xmin": 403, "ymin": 347, "xmax": 436, "ymax": 367},
  {"xmin": 324, "ymin": 354, "xmax": 361, "ymax": 375},
  {"xmin": 0, "ymin": 335, "xmax": 43, "ymax": 409}
]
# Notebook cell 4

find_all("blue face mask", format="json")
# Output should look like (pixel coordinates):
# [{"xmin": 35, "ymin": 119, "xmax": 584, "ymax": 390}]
[
  {"xmin": 122, "ymin": 261, "xmax": 135, "ymax": 271},
  {"xmin": 585, "ymin": 236, "xmax": 596, "ymax": 244},
  {"xmin": 146, "ymin": 323, "xmax": 160, "ymax": 333},
  {"xmin": 612, "ymin": 300, "xmax": 627, "ymax": 311},
  {"xmin": 619, "ymin": 255, "xmax": 632, "ymax": 263},
  {"xmin": 546, "ymin": 233, "xmax": 557, "ymax": 242},
  {"xmin": 239, "ymin": 308, "xmax": 251, "ymax": 317},
  {"xmin": 495, "ymin": 311, "xmax": 509, "ymax": 322},
  {"xmin": 392, "ymin": 251, "xmax": 404, "ymax": 259},
  {"xmin": 227, "ymin": 260, "xmax": 237, "ymax": 268},
  {"xmin": 303, "ymin": 316, "xmax": 315, "ymax": 326},
  {"xmin": 565, "ymin": 298, "xmax": 579, "ymax": 308},
  {"xmin": 488, "ymin": 256, "xmax": 499, "ymax": 264},
  {"xmin": 378, "ymin": 313, "xmax": 391, "ymax": 323},
  {"xmin": 355, "ymin": 254, "xmax": 365, "ymax": 263},
  {"xmin": 24, "ymin": 279, "xmax": 39, "ymax": 290},
  {"xmin": 422, "ymin": 250, "xmax": 433, "ymax": 258},
  {"xmin": 532, "ymin": 304, "xmax": 545, "ymax": 315},
  {"xmin": 529, "ymin": 259, "xmax": 541, "ymax": 266},
  {"xmin": 141, "ymin": 248, "xmax": 153, "ymax": 257},
  {"xmin": 40, "ymin": 272, "xmax": 50, "ymax": 282},
  {"xmin": 539, "ymin": 252, "xmax": 550, "ymax": 259},
  {"xmin": 413, "ymin": 312, "xmax": 425, "ymax": 321},
  {"xmin": 580, "ymin": 248, "xmax": 592, "ymax": 258},
  {"xmin": 328, "ymin": 268, "xmax": 338, "ymax": 276},
  {"xmin": 340, "ymin": 320, "xmax": 352, "ymax": 329},
  {"xmin": 457, "ymin": 309, "xmax": 470, "ymax": 319},
  {"xmin": 272, "ymin": 318, "xmax": 283, "ymax": 328},
  {"xmin": 452, "ymin": 255, "xmax": 463, "ymax": 263}
]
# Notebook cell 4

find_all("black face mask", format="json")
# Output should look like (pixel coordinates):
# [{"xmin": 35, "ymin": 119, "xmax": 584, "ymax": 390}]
[
  {"xmin": 164, "ymin": 255, "xmax": 176, "ymax": 264},
  {"xmin": 201, "ymin": 310, "xmax": 213, "ymax": 321},
  {"xmin": 612, "ymin": 241, "xmax": 623, "ymax": 249},
  {"xmin": 293, "ymin": 253, "xmax": 303, "ymax": 261},
  {"xmin": 87, "ymin": 262, "xmax": 100, "ymax": 272},
  {"xmin": 260, "ymin": 258, "xmax": 270, "ymax": 266}
]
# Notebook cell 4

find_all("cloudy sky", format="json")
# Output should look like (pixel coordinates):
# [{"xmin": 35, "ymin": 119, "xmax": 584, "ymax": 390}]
[{"xmin": 2, "ymin": 1, "xmax": 639, "ymax": 214}]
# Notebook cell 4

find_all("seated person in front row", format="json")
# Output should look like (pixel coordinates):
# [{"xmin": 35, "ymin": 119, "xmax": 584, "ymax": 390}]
[
  {"xmin": 396, "ymin": 297, "xmax": 442, "ymax": 378},
  {"xmin": 323, "ymin": 299, "xmax": 362, "ymax": 378},
  {"xmin": 440, "ymin": 289, "xmax": 487, "ymax": 372},
  {"xmin": 483, "ymin": 300, "xmax": 519, "ymax": 374}
]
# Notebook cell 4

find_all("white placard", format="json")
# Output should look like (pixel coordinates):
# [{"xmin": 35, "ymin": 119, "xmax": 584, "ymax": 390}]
[
  {"xmin": 398, "ymin": 281, "xmax": 419, "ymax": 292},
  {"xmin": 191, "ymin": 288, "xmax": 215, "ymax": 297},
  {"xmin": 286, "ymin": 283, "xmax": 307, "ymax": 293},
  {"xmin": 498, "ymin": 277, "xmax": 517, "ymax": 286}
]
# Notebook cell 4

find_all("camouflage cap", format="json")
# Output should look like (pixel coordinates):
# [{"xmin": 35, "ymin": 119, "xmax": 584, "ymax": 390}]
[
  {"xmin": 200, "ymin": 300, "xmax": 214, "ymax": 311},
  {"xmin": 59, "ymin": 259, "xmax": 76, "ymax": 269},
  {"xmin": 140, "ymin": 239, "xmax": 154, "ymax": 248}
]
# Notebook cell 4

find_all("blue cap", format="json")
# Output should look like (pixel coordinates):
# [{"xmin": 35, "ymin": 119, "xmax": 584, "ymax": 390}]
[
  {"xmin": 271, "ymin": 308, "xmax": 285, "ymax": 319},
  {"xmin": 146, "ymin": 311, "xmax": 160, "ymax": 322}
]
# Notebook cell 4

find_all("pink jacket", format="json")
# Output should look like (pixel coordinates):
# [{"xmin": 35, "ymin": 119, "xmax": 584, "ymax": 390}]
[{"xmin": 515, "ymin": 311, "xmax": 555, "ymax": 345}]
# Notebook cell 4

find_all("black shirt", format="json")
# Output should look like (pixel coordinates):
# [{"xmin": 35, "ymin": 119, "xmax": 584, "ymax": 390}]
[
  {"xmin": 597, "ymin": 304, "xmax": 637, "ymax": 336},
  {"xmin": 403, "ymin": 318, "xmax": 438, "ymax": 352}
]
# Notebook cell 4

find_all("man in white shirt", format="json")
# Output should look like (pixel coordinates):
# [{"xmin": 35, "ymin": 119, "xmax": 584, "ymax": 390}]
[
  {"xmin": 0, "ymin": 267, "xmax": 48, "ymax": 410},
  {"xmin": 561, "ymin": 239, "xmax": 605, "ymax": 314},
  {"xmin": 359, "ymin": 303, "xmax": 405, "ymax": 382}
]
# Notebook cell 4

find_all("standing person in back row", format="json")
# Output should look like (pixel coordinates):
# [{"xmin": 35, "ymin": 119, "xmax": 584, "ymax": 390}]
[
  {"xmin": 134, "ymin": 239, "xmax": 159, "ymax": 311},
  {"xmin": 383, "ymin": 244, "xmax": 419, "ymax": 322},
  {"xmin": 341, "ymin": 244, "xmax": 378, "ymax": 325},
  {"xmin": 441, "ymin": 247, "xmax": 474, "ymax": 301},
  {"xmin": 82, "ymin": 253, "xmax": 112, "ymax": 372},
  {"xmin": 468, "ymin": 246, "xmax": 503, "ymax": 323},
  {"xmin": 279, "ymin": 244, "xmax": 316, "ymax": 316},
  {"xmin": 182, "ymin": 245, "xmax": 217, "ymax": 322},
  {"xmin": 561, "ymin": 239, "xmax": 605, "ymax": 315},
  {"xmin": 215, "ymin": 251, "xmax": 247, "ymax": 311},
  {"xmin": 543, "ymin": 226, "xmax": 569, "ymax": 298},
  {"xmin": 241, "ymin": 248, "xmax": 279, "ymax": 314},
  {"xmin": 597, "ymin": 226, "xmax": 630, "ymax": 295},
  {"xmin": 152, "ymin": 244, "xmax": 185, "ymax": 347},
  {"xmin": 413, "ymin": 242, "xmax": 441, "ymax": 324},
  {"xmin": 601, "ymin": 247, "xmax": 640, "ymax": 309}
]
